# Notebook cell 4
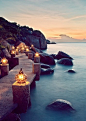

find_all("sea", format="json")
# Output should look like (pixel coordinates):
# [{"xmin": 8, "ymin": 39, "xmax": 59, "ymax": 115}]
[{"xmin": 21, "ymin": 43, "xmax": 86, "ymax": 121}]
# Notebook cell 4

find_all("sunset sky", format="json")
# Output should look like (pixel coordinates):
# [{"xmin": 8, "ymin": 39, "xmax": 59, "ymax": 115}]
[{"xmin": 0, "ymin": 0, "xmax": 86, "ymax": 42}]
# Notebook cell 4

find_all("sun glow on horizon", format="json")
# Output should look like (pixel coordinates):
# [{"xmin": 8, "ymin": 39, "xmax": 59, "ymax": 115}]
[{"xmin": 0, "ymin": 0, "xmax": 86, "ymax": 41}]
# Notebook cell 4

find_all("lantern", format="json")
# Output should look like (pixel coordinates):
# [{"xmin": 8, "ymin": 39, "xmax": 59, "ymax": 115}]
[
  {"xmin": 35, "ymin": 52, "xmax": 39, "ymax": 57},
  {"xmin": 15, "ymin": 68, "xmax": 27, "ymax": 83},
  {"xmin": 26, "ymin": 48, "xmax": 29, "ymax": 52},
  {"xmin": 12, "ymin": 46, "xmax": 15, "ymax": 50},
  {"xmin": 11, "ymin": 50, "xmax": 16, "ymax": 54},
  {"xmin": 16, "ymin": 49, "xmax": 19, "ymax": 55},
  {"xmin": 34, "ymin": 52, "xmax": 40, "ymax": 63},
  {"xmin": 1, "ymin": 57, "xmax": 8, "ymax": 65},
  {"xmin": 31, "ymin": 44, "xmax": 34, "ymax": 47}
]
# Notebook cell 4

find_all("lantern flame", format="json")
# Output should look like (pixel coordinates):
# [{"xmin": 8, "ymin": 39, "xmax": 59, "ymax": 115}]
[
  {"xmin": 12, "ymin": 46, "xmax": 15, "ymax": 49},
  {"xmin": 26, "ymin": 48, "xmax": 29, "ymax": 52},
  {"xmin": 35, "ymin": 52, "xmax": 39, "ymax": 57},
  {"xmin": 11, "ymin": 50, "xmax": 15, "ymax": 54},
  {"xmin": 1, "ymin": 58, "xmax": 8, "ymax": 65},
  {"xmin": 15, "ymin": 68, "xmax": 27, "ymax": 83}
]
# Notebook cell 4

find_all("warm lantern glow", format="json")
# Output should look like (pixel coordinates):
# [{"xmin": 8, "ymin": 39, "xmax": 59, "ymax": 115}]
[
  {"xmin": 26, "ymin": 48, "xmax": 29, "ymax": 52},
  {"xmin": 11, "ymin": 50, "xmax": 16, "ymax": 54},
  {"xmin": 35, "ymin": 52, "xmax": 39, "ymax": 57},
  {"xmin": 1, "ymin": 57, "xmax": 8, "ymax": 65},
  {"xmin": 17, "ymin": 46, "xmax": 19, "ymax": 49},
  {"xmin": 21, "ymin": 47, "xmax": 24, "ymax": 50},
  {"xmin": 25, "ymin": 45, "xmax": 27, "ymax": 48},
  {"xmin": 31, "ymin": 45, "xmax": 34, "ymax": 47},
  {"xmin": 16, "ymin": 49, "xmax": 18, "ymax": 52},
  {"xmin": 12, "ymin": 46, "xmax": 15, "ymax": 49},
  {"xmin": 15, "ymin": 68, "xmax": 27, "ymax": 83}
]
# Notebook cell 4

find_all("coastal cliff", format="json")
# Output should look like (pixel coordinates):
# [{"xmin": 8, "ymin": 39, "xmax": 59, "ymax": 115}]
[{"xmin": 0, "ymin": 17, "xmax": 47, "ymax": 57}]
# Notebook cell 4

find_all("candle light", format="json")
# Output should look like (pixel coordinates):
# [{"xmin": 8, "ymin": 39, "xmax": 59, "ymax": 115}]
[
  {"xmin": 0, "ymin": 57, "xmax": 9, "ymax": 76},
  {"xmin": 16, "ymin": 49, "xmax": 19, "ymax": 55},
  {"xmin": 35, "ymin": 52, "xmax": 39, "ymax": 57},
  {"xmin": 11, "ymin": 50, "xmax": 16, "ymax": 58},
  {"xmin": 15, "ymin": 68, "xmax": 27, "ymax": 83},
  {"xmin": 34, "ymin": 52, "xmax": 40, "ymax": 63},
  {"xmin": 1, "ymin": 57, "xmax": 8, "ymax": 65},
  {"xmin": 26, "ymin": 48, "xmax": 29, "ymax": 52},
  {"xmin": 11, "ymin": 50, "xmax": 16, "ymax": 54},
  {"xmin": 12, "ymin": 46, "xmax": 15, "ymax": 50},
  {"xmin": 31, "ymin": 44, "xmax": 34, "ymax": 48}
]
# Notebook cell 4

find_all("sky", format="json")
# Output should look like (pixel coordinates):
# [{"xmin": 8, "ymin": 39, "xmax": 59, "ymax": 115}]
[{"xmin": 0, "ymin": 0, "xmax": 86, "ymax": 42}]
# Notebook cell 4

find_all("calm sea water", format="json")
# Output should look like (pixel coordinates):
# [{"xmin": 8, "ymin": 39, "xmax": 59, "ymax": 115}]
[{"xmin": 21, "ymin": 43, "xmax": 86, "ymax": 121}]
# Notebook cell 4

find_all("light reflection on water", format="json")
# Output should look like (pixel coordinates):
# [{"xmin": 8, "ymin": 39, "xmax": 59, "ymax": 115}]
[{"xmin": 21, "ymin": 43, "xmax": 86, "ymax": 121}]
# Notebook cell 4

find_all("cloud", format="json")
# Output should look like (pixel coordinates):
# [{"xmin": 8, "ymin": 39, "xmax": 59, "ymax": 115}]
[
  {"xmin": 48, "ymin": 34, "xmax": 86, "ymax": 43},
  {"xmin": 65, "ymin": 15, "xmax": 86, "ymax": 21}
]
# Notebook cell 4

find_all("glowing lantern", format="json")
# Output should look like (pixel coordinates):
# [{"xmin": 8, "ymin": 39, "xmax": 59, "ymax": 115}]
[
  {"xmin": 11, "ymin": 50, "xmax": 16, "ymax": 54},
  {"xmin": 12, "ymin": 46, "xmax": 15, "ymax": 50},
  {"xmin": 22, "ymin": 47, "xmax": 24, "ymax": 50},
  {"xmin": 26, "ymin": 48, "xmax": 29, "ymax": 52},
  {"xmin": 31, "ymin": 45, "xmax": 34, "ymax": 47},
  {"xmin": 25, "ymin": 45, "xmax": 27, "ymax": 49},
  {"xmin": 16, "ymin": 46, "xmax": 19, "ymax": 50},
  {"xmin": 35, "ymin": 52, "xmax": 39, "ymax": 57},
  {"xmin": 16, "ymin": 49, "xmax": 18, "ymax": 51},
  {"xmin": 15, "ymin": 68, "xmax": 27, "ymax": 83},
  {"xmin": 1, "ymin": 57, "xmax": 8, "ymax": 65},
  {"xmin": 16, "ymin": 49, "xmax": 19, "ymax": 55}
]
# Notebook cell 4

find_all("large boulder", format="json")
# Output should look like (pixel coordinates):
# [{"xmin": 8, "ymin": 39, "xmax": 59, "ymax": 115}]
[
  {"xmin": 26, "ymin": 30, "xmax": 47, "ymax": 50},
  {"xmin": 56, "ymin": 51, "xmax": 73, "ymax": 60},
  {"xmin": 40, "ymin": 53, "xmax": 55, "ymax": 65},
  {"xmin": 57, "ymin": 58, "xmax": 73, "ymax": 66},
  {"xmin": 50, "ymin": 54, "xmax": 56, "ymax": 59},
  {"xmin": 47, "ymin": 99, "xmax": 75, "ymax": 111}
]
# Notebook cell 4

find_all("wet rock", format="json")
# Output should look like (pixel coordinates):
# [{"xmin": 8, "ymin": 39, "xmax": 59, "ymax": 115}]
[
  {"xmin": 67, "ymin": 69, "xmax": 76, "ymax": 73},
  {"xmin": 57, "ymin": 58, "xmax": 73, "ymax": 66},
  {"xmin": 47, "ymin": 99, "xmax": 75, "ymax": 111},
  {"xmin": 56, "ymin": 51, "xmax": 73, "ymax": 60},
  {"xmin": 50, "ymin": 54, "xmax": 56, "ymax": 59},
  {"xmin": 41, "ymin": 68, "xmax": 54, "ymax": 75},
  {"xmin": 41, "ymin": 63, "xmax": 50, "ymax": 69},
  {"xmin": 46, "ymin": 39, "xmax": 50, "ymax": 44},
  {"xmin": 40, "ymin": 53, "xmax": 55, "ymax": 65}
]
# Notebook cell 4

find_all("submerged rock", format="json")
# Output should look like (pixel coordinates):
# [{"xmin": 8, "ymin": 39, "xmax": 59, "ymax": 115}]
[
  {"xmin": 56, "ymin": 51, "xmax": 73, "ymax": 60},
  {"xmin": 41, "ymin": 68, "xmax": 54, "ymax": 75},
  {"xmin": 57, "ymin": 58, "xmax": 73, "ymax": 66},
  {"xmin": 67, "ymin": 69, "xmax": 76, "ymax": 73},
  {"xmin": 47, "ymin": 99, "xmax": 75, "ymax": 111}
]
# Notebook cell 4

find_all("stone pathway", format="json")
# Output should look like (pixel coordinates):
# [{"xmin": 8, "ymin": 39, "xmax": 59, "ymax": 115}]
[{"xmin": 0, "ymin": 53, "xmax": 36, "ymax": 121}]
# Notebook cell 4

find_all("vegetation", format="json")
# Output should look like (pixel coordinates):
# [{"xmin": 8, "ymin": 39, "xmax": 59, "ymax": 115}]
[{"xmin": 0, "ymin": 17, "xmax": 33, "ymax": 48}]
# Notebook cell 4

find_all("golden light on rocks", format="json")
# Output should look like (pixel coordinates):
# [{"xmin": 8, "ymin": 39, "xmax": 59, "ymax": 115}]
[
  {"xmin": 1, "ymin": 57, "xmax": 8, "ymax": 65},
  {"xmin": 15, "ymin": 68, "xmax": 27, "ymax": 83}
]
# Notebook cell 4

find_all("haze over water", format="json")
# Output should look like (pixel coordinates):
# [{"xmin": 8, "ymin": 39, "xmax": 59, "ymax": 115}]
[{"xmin": 21, "ymin": 43, "xmax": 86, "ymax": 121}]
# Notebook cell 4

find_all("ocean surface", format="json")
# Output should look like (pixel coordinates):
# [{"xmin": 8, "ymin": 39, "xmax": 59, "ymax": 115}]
[{"xmin": 21, "ymin": 43, "xmax": 86, "ymax": 121}]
